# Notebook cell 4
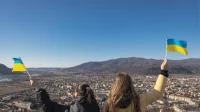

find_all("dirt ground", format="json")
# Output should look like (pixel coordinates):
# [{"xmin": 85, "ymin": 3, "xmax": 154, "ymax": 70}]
[{"xmin": 0, "ymin": 85, "xmax": 28, "ymax": 95}]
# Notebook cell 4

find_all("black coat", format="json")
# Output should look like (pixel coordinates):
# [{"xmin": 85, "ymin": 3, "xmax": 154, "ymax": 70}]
[
  {"xmin": 70, "ymin": 96, "xmax": 100, "ymax": 112},
  {"xmin": 37, "ymin": 89, "xmax": 69, "ymax": 112},
  {"xmin": 37, "ymin": 89, "xmax": 100, "ymax": 112}
]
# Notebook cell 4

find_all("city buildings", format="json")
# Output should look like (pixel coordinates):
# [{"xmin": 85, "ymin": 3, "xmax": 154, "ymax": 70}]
[{"xmin": 0, "ymin": 74, "xmax": 200, "ymax": 112}]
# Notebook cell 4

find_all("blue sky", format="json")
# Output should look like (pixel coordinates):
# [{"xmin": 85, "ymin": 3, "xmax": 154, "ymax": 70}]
[{"xmin": 0, "ymin": 0, "xmax": 199, "ymax": 67}]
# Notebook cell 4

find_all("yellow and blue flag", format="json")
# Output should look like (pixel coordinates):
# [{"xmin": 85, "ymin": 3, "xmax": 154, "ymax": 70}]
[
  {"xmin": 167, "ymin": 38, "xmax": 188, "ymax": 55},
  {"xmin": 12, "ymin": 58, "xmax": 27, "ymax": 72}
]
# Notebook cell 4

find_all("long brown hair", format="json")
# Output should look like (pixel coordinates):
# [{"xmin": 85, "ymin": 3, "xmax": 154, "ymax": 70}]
[
  {"xmin": 77, "ymin": 84, "xmax": 98, "ymax": 104},
  {"xmin": 106, "ymin": 72, "xmax": 141, "ymax": 112}
]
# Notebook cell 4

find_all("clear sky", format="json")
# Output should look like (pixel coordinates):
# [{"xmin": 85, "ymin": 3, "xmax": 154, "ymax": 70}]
[{"xmin": 0, "ymin": 0, "xmax": 199, "ymax": 67}]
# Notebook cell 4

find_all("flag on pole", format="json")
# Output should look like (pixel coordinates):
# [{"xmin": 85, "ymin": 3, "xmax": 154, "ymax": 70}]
[
  {"xmin": 12, "ymin": 58, "xmax": 27, "ymax": 72},
  {"xmin": 167, "ymin": 38, "xmax": 188, "ymax": 55}
]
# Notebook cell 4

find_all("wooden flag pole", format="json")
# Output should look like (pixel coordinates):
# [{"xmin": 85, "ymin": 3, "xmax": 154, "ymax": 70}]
[
  {"xmin": 165, "ymin": 36, "xmax": 168, "ymax": 60},
  {"xmin": 26, "ymin": 70, "xmax": 32, "ymax": 80},
  {"xmin": 19, "ymin": 57, "xmax": 32, "ymax": 83}
]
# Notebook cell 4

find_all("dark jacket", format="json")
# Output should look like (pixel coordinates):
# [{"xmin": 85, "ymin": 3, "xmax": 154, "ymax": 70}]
[
  {"xmin": 70, "ymin": 96, "xmax": 100, "ymax": 112},
  {"xmin": 37, "ymin": 89, "xmax": 69, "ymax": 112},
  {"xmin": 37, "ymin": 89, "xmax": 100, "ymax": 112}
]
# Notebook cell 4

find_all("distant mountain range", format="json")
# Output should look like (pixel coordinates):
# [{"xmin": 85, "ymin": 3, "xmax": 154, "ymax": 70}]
[
  {"xmin": 0, "ymin": 64, "xmax": 58, "ymax": 75},
  {"xmin": 1, "ymin": 57, "xmax": 200, "ymax": 75},
  {"xmin": 27, "ymin": 68, "xmax": 63, "ymax": 71},
  {"xmin": 63, "ymin": 57, "xmax": 200, "ymax": 75}
]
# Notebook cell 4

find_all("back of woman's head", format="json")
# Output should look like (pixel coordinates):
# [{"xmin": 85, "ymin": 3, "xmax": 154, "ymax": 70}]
[
  {"xmin": 77, "ymin": 84, "xmax": 97, "ymax": 104},
  {"xmin": 106, "ymin": 72, "xmax": 140, "ymax": 112}
]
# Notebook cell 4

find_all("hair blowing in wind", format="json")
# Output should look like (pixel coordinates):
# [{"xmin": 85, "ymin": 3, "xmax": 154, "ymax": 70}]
[{"xmin": 106, "ymin": 72, "xmax": 141, "ymax": 112}]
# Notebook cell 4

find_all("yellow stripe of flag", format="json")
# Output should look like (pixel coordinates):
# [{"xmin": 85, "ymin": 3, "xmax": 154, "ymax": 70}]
[
  {"xmin": 167, "ymin": 45, "xmax": 188, "ymax": 55},
  {"xmin": 167, "ymin": 39, "xmax": 188, "ymax": 55},
  {"xmin": 12, "ymin": 58, "xmax": 27, "ymax": 72}
]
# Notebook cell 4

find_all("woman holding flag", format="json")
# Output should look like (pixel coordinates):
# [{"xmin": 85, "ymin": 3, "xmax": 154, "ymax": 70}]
[
  {"xmin": 12, "ymin": 58, "xmax": 100, "ymax": 112},
  {"xmin": 102, "ymin": 38, "xmax": 188, "ymax": 112},
  {"xmin": 103, "ymin": 59, "xmax": 168, "ymax": 112}
]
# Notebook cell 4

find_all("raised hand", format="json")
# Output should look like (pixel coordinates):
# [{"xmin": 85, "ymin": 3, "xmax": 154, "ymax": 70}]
[
  {"xmin": 30, "ymin": 79, "xmax": 33, "ymax": 86},
  {"xmin": 161, "ymin": 59, "xmax": 168, "ymax": 70}
]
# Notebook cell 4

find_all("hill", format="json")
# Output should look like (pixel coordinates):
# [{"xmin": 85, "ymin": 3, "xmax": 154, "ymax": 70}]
[
  {"xmin": 0, "ymin": 64, "xmax": 58, "ymax": 76},
  {"xmin": 63, "ymin": 57, "xmax": 200, "ymax": 75},
  {"xmin": 0, "ymin": 64, "xmax": 23, "ymax": 75},
  {"xmin": 27, "ymin": 68, "xmax": 62, "ymax": 71},
  {"xmin": 2, "ymin": 57, "xmax": 200, "ymax": 75},
  {"xmin": 0, "ymin": 64, "xmax": 13, "ymax": 75}
]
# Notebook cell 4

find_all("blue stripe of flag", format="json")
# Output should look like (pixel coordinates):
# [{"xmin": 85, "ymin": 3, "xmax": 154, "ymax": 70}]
[
  {"xmin": 167, "ymin": 39, "xmax": 187, "ymax": 48},
  {"xmin": 13, "ymin": 58, "xmax": 24, "ymax": 64}
]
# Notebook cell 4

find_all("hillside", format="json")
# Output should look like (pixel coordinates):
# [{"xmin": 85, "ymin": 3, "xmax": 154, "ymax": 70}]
[
  {"xmin": 63, "ymin": 57, "xmax": 200, "ymax": 75},
  {"xmin": 0, "ymin": 64, "xmax": 23, "ymax": 75},
  {"xmin": 2, "ymin": 57, "xmax": 200, "ymax": 75},
  {"xmin": 0, "ymin": 64, "xmax": 12, "ymax": 75}
]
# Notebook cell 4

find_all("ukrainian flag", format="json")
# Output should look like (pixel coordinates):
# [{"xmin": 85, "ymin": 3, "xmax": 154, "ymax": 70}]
[
  {"xmin": 12, "ymin": 58, "xmax": 27, "ymax": 72},
  {"xmin": 167, "ymin": 39, "xmax": 188, "ymax": 55}
]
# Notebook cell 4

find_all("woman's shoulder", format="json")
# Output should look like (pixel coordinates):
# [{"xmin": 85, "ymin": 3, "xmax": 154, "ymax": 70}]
[
  {"xmin": 70, "ymin": 100, "xmax": 100, "ymax": 112},
  {"xmin": 70, "ymin": 100, "xmax": 83, "ymax": 112}
]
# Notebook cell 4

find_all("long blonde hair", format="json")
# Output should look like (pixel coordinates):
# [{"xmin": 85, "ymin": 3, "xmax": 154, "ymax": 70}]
[{"xmin": 105, "ymin": 72, "xmax": 141, "ymax": 112}]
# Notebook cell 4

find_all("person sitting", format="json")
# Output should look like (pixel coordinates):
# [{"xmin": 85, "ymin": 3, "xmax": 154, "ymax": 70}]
[{"xmin": 103, "ymin": 59, "xmax": 168, "ymax": 112}]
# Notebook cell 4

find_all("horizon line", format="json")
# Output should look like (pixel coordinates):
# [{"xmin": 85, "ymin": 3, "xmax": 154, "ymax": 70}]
[{"xmin": 4, "ymin": 56, "xmax": 200, "ymax": 68}]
